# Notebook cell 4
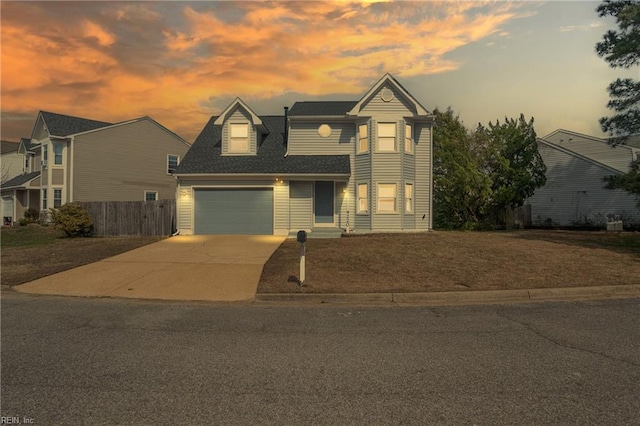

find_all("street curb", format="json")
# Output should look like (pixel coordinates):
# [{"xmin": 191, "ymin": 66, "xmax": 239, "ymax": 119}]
[{"xmin": 255, "ymin": 284, "xmax": 640, "ymax": 306}]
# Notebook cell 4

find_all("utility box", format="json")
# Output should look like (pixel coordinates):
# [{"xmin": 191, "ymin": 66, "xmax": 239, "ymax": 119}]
[{"xmin": 607, "ymin": 220, "xmax": 623, "ymax": 231}]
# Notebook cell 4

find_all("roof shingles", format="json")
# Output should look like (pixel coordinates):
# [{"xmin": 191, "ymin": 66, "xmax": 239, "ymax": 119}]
[
  {"xmin": 40, "ymin": 111, "xmax": 112, "ymax": 136},
  {"xmin": 175, "ymin": 116, "xmax": 350, "ymax": 175}
]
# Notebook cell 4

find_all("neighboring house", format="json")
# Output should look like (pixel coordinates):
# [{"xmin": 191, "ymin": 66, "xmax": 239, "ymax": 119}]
[
  {"xmin": 527, "ymin": 129, "xmax": 640, "ymax": 227},
  {"xmin": 1, "ymin": 140, "xmax": 23, "ymax": 224},
  {"xmin": 174, "ymin": 74, "xmax": 435, "ymax": 235},
  {"xmin": 0, "ymin": 111, "xmax": 190, "ymax": 225},
  {"xmin": 1, "ymin": 140, "xmax": 23, "ymax": 183}
]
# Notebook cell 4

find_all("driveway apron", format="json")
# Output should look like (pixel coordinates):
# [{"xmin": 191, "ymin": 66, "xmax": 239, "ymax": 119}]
[{"xmin": 15, "ymin": 235, "xmax": 285, "ymax": 302}]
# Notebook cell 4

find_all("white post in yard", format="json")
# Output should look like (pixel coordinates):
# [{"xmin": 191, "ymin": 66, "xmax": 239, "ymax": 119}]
[{"xmin": 300, "ymin": 242, "xmax": 306, "ymax": 284}]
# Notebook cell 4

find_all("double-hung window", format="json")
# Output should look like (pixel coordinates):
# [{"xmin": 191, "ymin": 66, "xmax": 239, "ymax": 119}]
[
  {"xmin": 42, "ymin": 189, "xmax": 47, "ymax": 210},
  {"xmin": 53, "ymin": 189, "xmax": 62, "ymax": 208},
  {"xmin": 167, "ymin": 155, "xmax": 179, "ymax": 174},
  {"xmin": 229, "ymin": 123, "xmax": 249, "ymax": 153},
  {"xmin": 53, "ymin": 142, "xmax": 63, "ymax": 165},
  {"xmin": 405, "ymin": 183, "xmax": 413, "ymax": 213},
  {"xmin": 42, "ymin": 146, "xmax": 48, "ymax": 168},
  {"xmin": 357, "ymin": 183, "xmax": 369, "ymax": 214},
  {"xmin": 377, "ymin": 183, "xmax": 397, "ymax": 213},
  {"xmin": 377, "ymin": 123, "xmax": 396, "ymax": 152},
  {"xmin": 404, "ymin": 124, "xmax": 413, "ymax": 154},
  {"xmin": 357, "ymin": 124, "xmax": 368, "ymax": 154}
]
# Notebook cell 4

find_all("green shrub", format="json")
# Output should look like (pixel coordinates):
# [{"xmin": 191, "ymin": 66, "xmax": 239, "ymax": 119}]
[
  {"xmin": 49, "ymin": 204, "xmax": 94, "ymax": 237},
  {"xmin": 24, "ymin": 208, "xmax": 40, "ymax": 223}
]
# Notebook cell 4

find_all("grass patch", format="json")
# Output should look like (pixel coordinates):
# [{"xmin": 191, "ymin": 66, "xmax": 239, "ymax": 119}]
[
  {"xmin": 1, "ymin": 225, "xmax": 165, "ymax": 287},
  {"xmin": 258, "ymin": 230, "xmax": 640, "ymax": 294},
  {"xmin": 1, "ymin": 225, "xmax": 64, "ymax": 248}
]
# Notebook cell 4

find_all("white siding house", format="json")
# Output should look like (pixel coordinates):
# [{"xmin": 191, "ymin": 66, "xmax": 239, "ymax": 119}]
[{"xmin": 527, "ymin": 130, "xmax": 640, "ymax": 227}]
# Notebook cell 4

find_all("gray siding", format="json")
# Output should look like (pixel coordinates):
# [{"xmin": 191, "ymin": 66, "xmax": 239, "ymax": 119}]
[
  {"xmin": 360, "ymin": 83, "xmax": 417, "ymax": 116},
  {"xmin": 221, "ymin": 107, "xmax": 257, "ymax": 155},
  {"xmin": 274, "ymin": 183, "xmax": 289, "ymax": 231},
  {"xmin": 177, "ymin": 186, "xmax": 192, "ymax": 233},
  {"xmin": 73, "ymin": 119, "xmax": 189, "ymax": 202},
  {"xmin": 287, "ymin": 122, "xmax": 354, "ymax": 155},
  {"xmin": 52, "ymin": 168, "xmax": 64, "ymax": 185},
  {"xmin": 289, "ymin": 181, "xmax": 312, "ymax": 229},
  {"xmin": 528, "ymin": 143, "xmax": 640, "ymax": 226},
  {"xmin": 414, "ymin": 125, "xmax": 431, "ymax": 230}
]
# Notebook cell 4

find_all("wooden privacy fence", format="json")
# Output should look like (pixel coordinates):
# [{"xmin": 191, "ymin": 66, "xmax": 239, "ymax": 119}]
[{"xmin": 77, "ymin": 199, "xmax": 176, "ymax": 236}]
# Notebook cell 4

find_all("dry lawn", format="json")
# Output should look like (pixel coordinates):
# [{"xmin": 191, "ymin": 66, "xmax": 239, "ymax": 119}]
[
  {"xmin": 1, "ymin": 225, "xmax": 165, "ymax": 287},
  {"xmin": 258, "ymin": 230, "xmax": 640, "ymax": 293}
]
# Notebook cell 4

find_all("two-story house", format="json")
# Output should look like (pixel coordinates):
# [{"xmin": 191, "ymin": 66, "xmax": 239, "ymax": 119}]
[
  {"xmin": 1, "ymin": 111, "xmax": 191, "ymax": 223},
  {"xmin": 174, "ymin": 74, "xmax": 435, "ymax": 235}
]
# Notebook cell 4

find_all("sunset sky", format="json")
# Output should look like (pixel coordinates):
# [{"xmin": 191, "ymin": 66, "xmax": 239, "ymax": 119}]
[{"xmin": 1, "ymin": 1, "xmax": 636, "ymax": 143}]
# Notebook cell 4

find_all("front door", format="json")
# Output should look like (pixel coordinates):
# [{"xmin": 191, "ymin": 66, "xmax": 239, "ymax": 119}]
[{"xmin": 314, "ymin": 181, "xmax": 334, "ymax": 226}]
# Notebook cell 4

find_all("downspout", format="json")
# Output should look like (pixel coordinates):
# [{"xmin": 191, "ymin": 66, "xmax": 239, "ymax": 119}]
[
  {"xmin": 283, "ymin": 106, "xmax": 289, "ymax": 156},
  {"xmin": 429, "ymin": 120, "xmax": 434, "ymax": 231},
  {"xmin": 69, "ymin": 136, "xmax": 74, "ymax": 202}
]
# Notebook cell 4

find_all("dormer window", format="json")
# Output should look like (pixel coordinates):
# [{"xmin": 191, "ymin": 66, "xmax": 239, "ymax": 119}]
[{"xmin": 229, "ymin": 123, "xmax": 250, "ymax": 153}]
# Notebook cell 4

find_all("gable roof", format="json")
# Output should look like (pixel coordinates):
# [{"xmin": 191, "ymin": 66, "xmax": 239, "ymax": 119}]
[
  {"xmin": 537, "ymin": 138, "xmax": 622, "ymax": 175},
  {"xmin": 347, "ymin": 73, "xmax": 431, "ymax": 117},
  {"xmin": 213, "ymin": 98, "xmax": 265, "ymax": 130},
  {"xmin": 541, "ymin": 129, "xmax": 637, "ymax": 173},
  {"xmin": 1, "ymin": 140, "xmax": 20, "ymax": 155},
  {"xmin": 288, "ymin": 101, "xmax": 358, "ymax": 117},
  {"xmin": 1, "ymin": 171, "xmax": 40, "ymax": 189},
  {"xmin": 175, "ymin": 115, "xmax": 350, "ymax": 175},
  {"xmin": 39, "ymin": 111, "xmax": 112, "ymax": 137}
]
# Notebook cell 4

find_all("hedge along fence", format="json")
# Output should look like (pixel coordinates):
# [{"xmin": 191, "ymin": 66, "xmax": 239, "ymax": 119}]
[{"xmin": 76, "ymin": 199, "xmax": 176, "ymax": 236}]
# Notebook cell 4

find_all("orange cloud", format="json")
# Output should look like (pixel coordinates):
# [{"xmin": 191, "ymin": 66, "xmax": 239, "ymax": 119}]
[{"xmin": 1, "ymin": 1, "xmax": 532, "ymax": 142}]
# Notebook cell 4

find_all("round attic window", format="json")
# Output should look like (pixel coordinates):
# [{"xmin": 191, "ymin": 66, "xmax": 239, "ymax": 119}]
[
  {"xmin": 318, "ymin": 124, "xmax": 332, "ymax": 138},
  {"xmin": 380, "ymin": 88, "xmax": 394, "ymax": 102}
]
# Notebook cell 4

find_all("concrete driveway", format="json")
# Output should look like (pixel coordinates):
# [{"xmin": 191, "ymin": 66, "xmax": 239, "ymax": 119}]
[{"xmin": 15, "ymin": 235, "xmax": 285, "ymax": 302}]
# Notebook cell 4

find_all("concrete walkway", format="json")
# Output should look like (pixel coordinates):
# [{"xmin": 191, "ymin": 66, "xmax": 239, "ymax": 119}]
[{"xmin": 15, "ymin": 235, "xmax": 285, "ymax": 302}]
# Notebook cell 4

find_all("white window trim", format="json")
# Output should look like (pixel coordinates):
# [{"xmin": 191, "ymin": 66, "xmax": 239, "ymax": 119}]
[
  {"xmin": 357, "ymin": 182, "xmax": 369, "ymax": 214},
  {"xmin": 53, "ymin": 188, "xmax": 63, "ymax": 208},
  {"xmin": 42, "ymin": 145, "xmax": 48, "ymax": 168},
  {"xmin": 376, "ymin": 122, "xmax": 397, "ymax": 153},
  {"xmin": 53, "ymin": 141, "xmax": 64, "ymax": 166},
  {"xmin": 167, "ymin": 154, "xmax": 180, "ymax": 175},
  {"xmin": 357, "ymin": 123, "xmax": 369, "ymax": 154},
  {"xmin": 404, "ymin": 182, "xmax": 414, "ymax": 214},
  {"xmin": 404, "ymin": 123, "xmax": 414, "ymax": 155},
  {"xmin": 144, "ymin": 191, "xmax": 158, "ymax": 201},
  {"xmin": 376, "ymin": 183, "xmax": 397, "ymax": 214},
  {"xmin": 228, "ymin": 123, "xmax": 250, "ymax": 154},
  {"xmin": 42, "ymin": 189, "xmax": 48, "ymax": 210}
]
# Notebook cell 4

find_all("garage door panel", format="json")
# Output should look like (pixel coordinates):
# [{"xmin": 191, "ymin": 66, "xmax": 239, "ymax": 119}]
[{"xmin": 194, "ymin": 189, "xmax": 273, "ymax": 235}]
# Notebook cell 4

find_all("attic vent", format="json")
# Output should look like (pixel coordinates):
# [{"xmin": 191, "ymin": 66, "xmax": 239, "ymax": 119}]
[
  {"xmin": 380, "ymin": 88, "xmax": 394, "ymax": 102},
  {"xmin": 318, "ymin": 124, "xmax": 332, "ymax": 138}
]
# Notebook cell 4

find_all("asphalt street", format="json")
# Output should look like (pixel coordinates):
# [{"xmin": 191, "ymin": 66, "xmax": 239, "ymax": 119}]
[{"xmin": 1, "ymin": 291, "xmax": 639, "ymax": 425}]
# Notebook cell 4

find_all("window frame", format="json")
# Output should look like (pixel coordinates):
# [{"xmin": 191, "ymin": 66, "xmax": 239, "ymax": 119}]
[
  {"xmin": 42, "ymin": 145, "xmax": 48, "ymax": 168},
  {"xmin": 53, "ymin": 141, "xmax": 64, "ymax": 165},
  {"xmin": 357, "ymin": 183, "xmax": 369, "ymax": 214},
  {"xmin": 404, "ymin": 182, "xmax": 414, "ymax": 214},
  {"xmin": 53, "ymin": 188, "xmax": 62, "ymax": 208},
  {"xmin": 229, "ymin": 123, "xmax": 250, "ymax": 154},
  {"xmin": 144, "ymin": 191, "xmax": 158, "ymax": 202},
  {"xmin": 376, "ymin": 122, "xmax": 397, "ymax": 153},
  {"xmin": 42, "ymin": 189, "xmax": 47, "ymax": 210},
  {"xmin": 376, "ymin": 183, "xmax": 397, "ymax": 214},
  {"xmin": 167, "ymin": 154, "xmax": 180, "ymax": 175},
  {"xmin": 357, "ymin": 123, "xmax": 369, "ymax": 154},
  {"xmin": 404, "ymin": 123, "xmax": 413, "ymax": 154}
]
